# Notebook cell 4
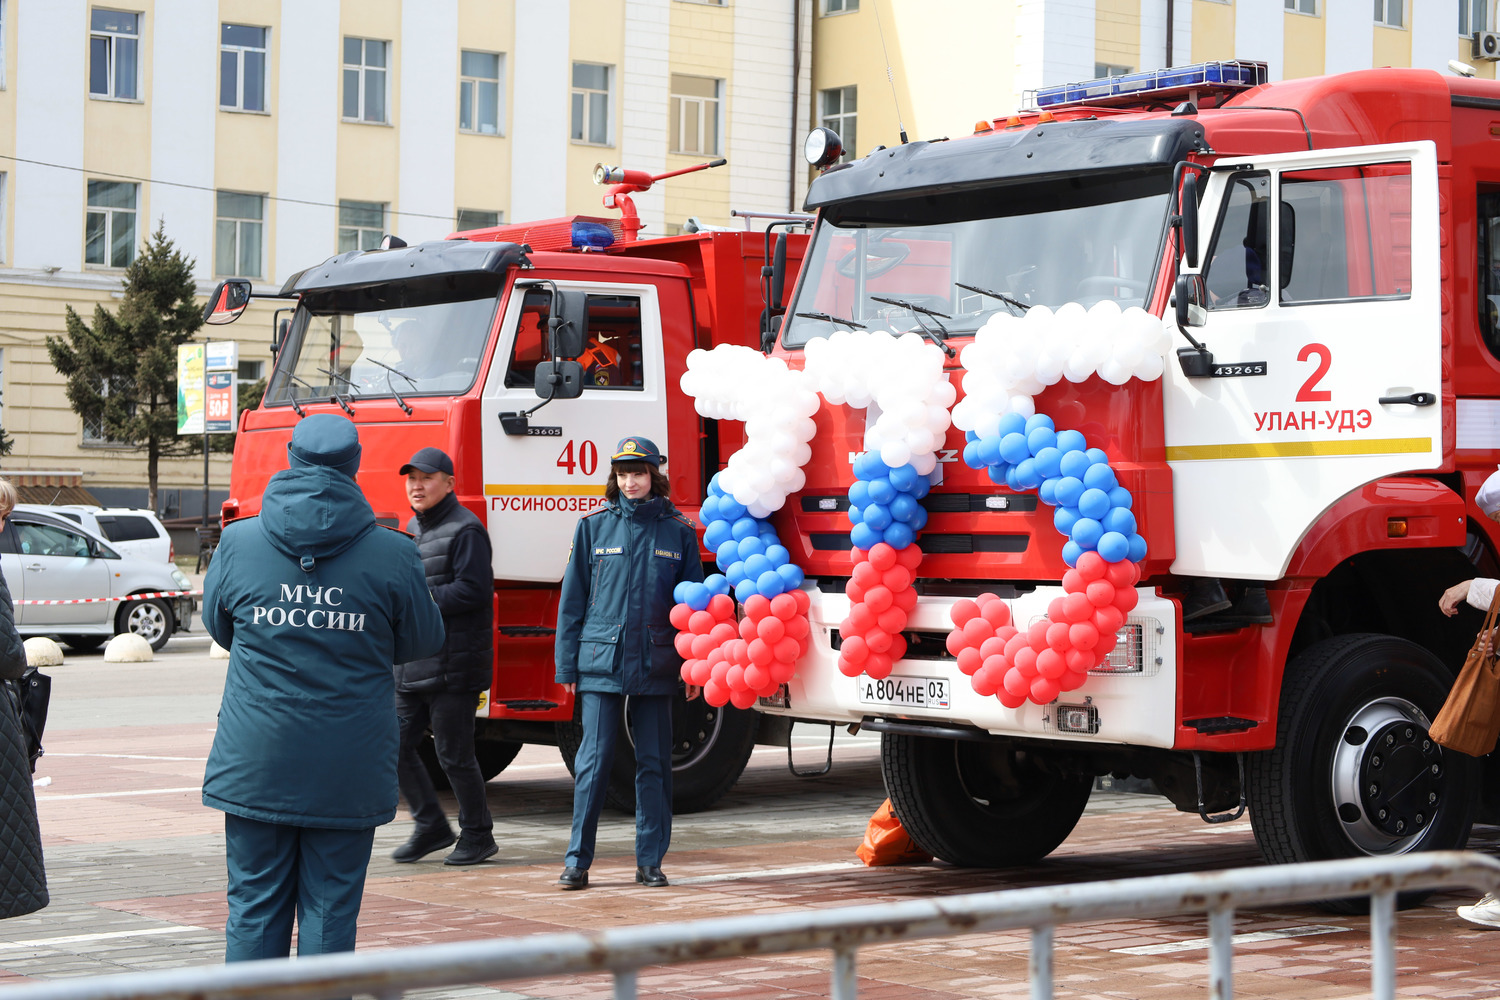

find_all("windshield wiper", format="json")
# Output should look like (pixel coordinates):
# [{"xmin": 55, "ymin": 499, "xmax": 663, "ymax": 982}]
[
  {"xmin": 288, "ymin": 372, "xmax": 354, "ymax": 416},
  {"xmin": 361, "ymin": 357, "xmax": 415, "ymax": 415},
  {"xmin": 317, "ymin": 367, "xmax": 363, "ymax": 394},
  {"xmin": 955, "ymin": 281, "xmax": 1030, "ymax": 315},
  {"xmin": 869, "ymin": 296, "xmax": 955, "ymax": 357},
  {"xmin": 795, "ymin": 311, "xmax": 866, "ymax": 330}
]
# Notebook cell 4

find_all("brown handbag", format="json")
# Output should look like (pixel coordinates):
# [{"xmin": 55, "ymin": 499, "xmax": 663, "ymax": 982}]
[{"xmin": 1430, "ymin": 584, "xmax": 1500, "ymax": 757}]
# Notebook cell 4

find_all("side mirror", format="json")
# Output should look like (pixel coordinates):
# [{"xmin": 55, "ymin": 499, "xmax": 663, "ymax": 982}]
[
  {"xmin": 271, "ymin": 309, "xmax": 293, "ymax": 357},
  {"xmin": 1180, "ymin": 174, "xmax": 1200, "ymax": 270},
  {"xmin": 203, "ymin": 279, "xmax": 253, "ymax": 326},
  {"xmin": 1174, "ymin": 273, "xmax": 1214, "ymax": 378},
  {"xmin": 770, "ymin": 233, "xmax": 788, "ymax": 309},
  {"xmin": 549, "ymin": 290, "xmax": 588, "ymax": 360},
  {"xmin": 534, "ymin": 360, "xmax": 585, "ymax": 402}
]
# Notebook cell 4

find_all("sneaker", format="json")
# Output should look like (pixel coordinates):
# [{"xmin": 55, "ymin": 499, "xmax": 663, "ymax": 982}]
[
  {"xmin": 390, "ymin": 826, "xmax": 456, "ymax": 863},
  {"xmin": 444, "ymin": 835, "xmax": 499, "ymax": 867},
  {"xmin": 1458, "ymin": 892, "xmax": 1500, "ymax": 928}
]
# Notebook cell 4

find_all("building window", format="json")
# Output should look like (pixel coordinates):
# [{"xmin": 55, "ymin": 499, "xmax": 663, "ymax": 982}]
[
  {"xmin": 1374, "ymin": 0, "xmax": 1402, "ymax": 27},
  {"xmin": 571, "ymin": 63, "xmax": 612, "ymax": 145},
  {"xmin": 238, "ymin": 359, "xmax": 265, "ymax": 382},
  {"xmin": 1094, "ymin": 62, "xmax": 1133, "ymax": 77},
  {"xmin": 1285, "ymin": 0, "xmax": 1316, "ymax": 13},
  {"xmin": 822, "ymin": 0, "xmax": 858, "ymax": 12},
  {"xmin": 820, "ymin": 86, "xmax": 857, "ymax": 162},
  {"xmin": 342, "ymin": 37, "xmax": 388, "ymax": 123},
  {"xmin": 215, "ymin": 192, "xmax": 264, "ymax": 278},
  {"xmin": 456, "ymin": 209, "xmax": 501, "ymax": 231},
  {"xmin": 459, "ymin": 50, "xmax": 502, "ymax": 135},
  {"xmin": 1462, "ymin": 0, "xmax": 1487, "ymax": 33},
  {"xmin": 82, "ymin": 377, "xmax": 131, "ymax": 445},
  {"xmin": 85, "ymin": 180, "xmax": 137, "ymax": 268},
  {"xmin": 89, "ymin": 8, "xmax": 140, "ymax": 100},
  {"xmin": 220, "ymin": 24, "xmax": 267, "ymax": 112},
  {"xmin": 670, "ymin": 75, "xmax": 722, "ymax": 156},
  {"xmin": 338, "ymin": 200, "xmax": 385, "ymax": 252}
]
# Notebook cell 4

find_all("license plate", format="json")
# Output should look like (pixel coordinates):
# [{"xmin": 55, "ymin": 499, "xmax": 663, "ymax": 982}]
[{"xmin": 857, "ymin": 675, "xmax": 950, "ymax": 710}]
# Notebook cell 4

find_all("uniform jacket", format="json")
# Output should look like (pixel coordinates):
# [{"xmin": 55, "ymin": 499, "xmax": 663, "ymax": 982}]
[
  {"xmin": 0, "ymin": 569, "xmax": 47, "ymax": 919},
  {"xmin": 554, "ymin": 495, "xmax": 703, "ymax": 695},
  {"xmin": 202, "ymin": 465, "xmax": 445, "ymax": 829},
  {"xmin": 398, "ymin": 492, "xmax": 493, "ymax": 694}
]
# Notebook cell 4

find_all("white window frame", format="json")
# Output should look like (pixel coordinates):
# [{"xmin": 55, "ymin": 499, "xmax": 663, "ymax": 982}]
[
  {"xmin": 89, "ymin": 7, "xmax": 141, "ymax": 102},
  {"xmin": 238, "ymin": 359, "xmax": 265, "ymax": 382},
  {"xmin": 82, "ymin": 376, "xmax": 132, "ymax": 446},
  {"xmin": 84, "ymin": 179, "xmax": 138, "ymax": 269},
  {"xmin": 1284, "ymin": 0, "xmax": 1316, "ymax": 14},
  {"xmin": 456, "ymin": 208, "xmax": 502, "ymax": 231},
  {"xmin": 220, "ymin": 23, "xmax": 268, "ymax": 113},
  {"xmin": 342, "ymin": 36, "xmax": 389, "ymax": 124},
  {"xmin": 670, "ymin": 75, "xmax": 722, "ymax": 156},
  {"xmin": 338, "ymin": 200, "xmax": 386, "ymax": 252},
  {"xmin": 822, "ymin": 0, "xmax": 858, "ymax": 13},
  {"xmin": 820, "ymin": 85, "xmax": 857, "ymax": 163},
  {"xmin": 570, "ymin": 62, "xmax": 613, "ymax": 146},
  {"xmin": 459, "ymin": 50, "xmax": 503, "ymax": 136},
  {"xmin": 1461, "ymin": 0, "xmax": 1488, "ymax": 34},
  {"xmin": 1374, "ymin": 0, "xmax": 1403, "ymax": 28},
  {"xmin": 215, "ymin": 191, "xmax": 265, "ymax": 279}
]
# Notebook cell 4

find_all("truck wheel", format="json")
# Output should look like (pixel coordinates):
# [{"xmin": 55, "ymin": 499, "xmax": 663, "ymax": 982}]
[
  {"xmin": 1245, "ymin": 634, "xmax": 1479, "ymax": 912},
  {"xmin": 882, "ymin": 733, "xmax": 1093, "ymax": 866},
  {"xmin": 418, "ymin": 729, "xmax": 522, "ymax": 790},
  {"xmin": 555, "ymin": 689, "xmax": 757, "ymax": 814},
  {"xmin": 116, "ymin": 598, "xmax": 173, "ymax": 652}
]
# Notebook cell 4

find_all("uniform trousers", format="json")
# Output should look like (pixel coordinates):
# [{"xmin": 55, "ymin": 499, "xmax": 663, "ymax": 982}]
[
  {"xmin": 395, "ymin": 689, "xmax": 493, "ymax": 838},
  {"xmin": 223, "ymin": 814, "xmax": 375, "ymax": 961},
  {"xmin": 564, "ymin": 691, "xmax": 673, "ymax": 870}
]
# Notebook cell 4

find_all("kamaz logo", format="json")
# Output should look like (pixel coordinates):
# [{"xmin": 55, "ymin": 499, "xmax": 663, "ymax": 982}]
[{"xmin": 847, "ymin": 449, "xmax": 958, "ymax": 465}]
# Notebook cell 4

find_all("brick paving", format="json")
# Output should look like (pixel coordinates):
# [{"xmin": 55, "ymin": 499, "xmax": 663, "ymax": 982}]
[{"xmin": 4, "ymin": 647, "xmax": 1500, "ymax": 998}]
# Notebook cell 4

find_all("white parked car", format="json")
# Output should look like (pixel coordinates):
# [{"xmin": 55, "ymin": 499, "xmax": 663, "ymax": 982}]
[
  {"xmin": 1, "ymin": 507, "xmax": 194, "ymax": 651},
  {"xmin": 23, "ymin": 505, "xmax": 174, "ymax": 563}
]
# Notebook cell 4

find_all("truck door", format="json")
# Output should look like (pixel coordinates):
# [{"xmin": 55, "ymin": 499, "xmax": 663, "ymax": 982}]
[
  {"xmin": 1163, "ymin": 141, "xmax": 1442, "ymax": 580},
  {"xmin": 480, "ymin": 281, "xmax": 669, "ymax": 583}
]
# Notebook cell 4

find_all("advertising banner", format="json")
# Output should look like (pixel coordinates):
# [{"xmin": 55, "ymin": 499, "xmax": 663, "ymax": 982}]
[
  {"xmin": 177, "ymin": 344, "xmax": 205, "ymax": 435},
  {"xmin": 206, "ymin": 371, "xmax": 237, "ymax": 434}
]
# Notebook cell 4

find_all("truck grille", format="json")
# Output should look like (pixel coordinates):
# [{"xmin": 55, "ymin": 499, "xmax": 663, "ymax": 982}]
[{"xmin": 809, "ymin": 533, "xmax": 1029, "ymax": 553}]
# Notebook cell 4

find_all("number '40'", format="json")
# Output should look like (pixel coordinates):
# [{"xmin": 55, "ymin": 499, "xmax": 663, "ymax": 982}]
[{"xmin": 556, "ymin": 440, "xmax": 599, "ymax": 476}]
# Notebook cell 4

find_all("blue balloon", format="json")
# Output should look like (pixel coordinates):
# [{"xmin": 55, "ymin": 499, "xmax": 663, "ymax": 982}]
[
  {"xmin": 1059, "ymin": 449, "xmax": 1092, "ymax": 479},
  {"xmin": 687, "ymin": 584, "xmax": 712, "ymax": 611},
  {"xmin": 1054, "ymin": 476, "xmax": 1085, "ymax": 508},
  {"xmin": 889, "ymin": 463, "xmax": 919, "ymax": 493},
  {"xmin": 1026, "ymin": 427, "xmax": 1057, "ymax": 456},
  {"xmin": 1061, "ymin": 540, "xmax": 1082, "ymax": 567},
  {"xmin": 890, "ymin": 494, "xmax": 921, "ymax": 523},
  {"xmin": 908, "ymin": 475, "xmax": 930, "ymax": 500},
  {"xmin": 1096, "ymin": 531, "xmax": 1130, "ymax": 563},
  {"xmin": 1005, "ymin": 465, "xmax": 1025, "ymax": 491},
  {"xmin": 735, "ymin": 579, "xmax": 758, "ymax": 603},
  {"xmin": 851, "ymin": 523, "xmax": 882, "ymax": 550},
  {"xmin": 849, "ymin": 480, "xmax": 872, "ymax": 508},
  {"xmin": 716, "ymin": 539, "xmax": 740, "ymax": 566},
  {"xmin": 1102, "ymin": 507, "xmax": 1137, "ymax": 536},
  {"xmin": 867, "ymin": 478, "xmax": 896, "ymax": 505},
  {"xmin": 863, "ymin": 503, "xmax": 893, "ymax": 531},
  {"xmin": 1078, "ymin": 487, "xmax": 1111, "ymax": 521},
  {"xmin": 1055, "ymin": 429, "xmax": 1087, "ymax": 454},
  {"xmin": 765, "ymin": 544, "xmax": 790, "ymax": 567},
  {"xmin": 1127, "ymin": 532, "xmax": 1148, "ymax": 562},
  {"xmin": 731, "ymin": 517, "xmax": 758, "ymax": 541},
  {"xmin": 1086, "ymin": 447, "xmax": 1109, "ymax": 466},
  {"xmin": 962, "ymin": 440, "xmax": 984, "ymax": 469},
  {"xmin": 987, "ymin": 465, "xmax": 1008, "ymax": 484},
  {"xmin": 757, "ymin": 569, "xmax": 785, "ymax": 596},
  {"xmin": 704, "ymin": 521, "xmax": 732, "ymax": 550},
  {"xmin": 778, "ymin": 563, "xmax": 805, "ymax": 588},
  {"xmin": 719, "ymin": 498, "xmax": 747, "ymax": 521},
  {"xmin": 1025, "ymin": 413, "xmax": 1056, "ymax": 434},
  {"xmin": 1083, "ymin": 462, "xmax": 1117, "ymax": 492},
  {"xmin": 965, "ymin": 429, "xmax": 979, "ymax": 443},
  {"xmin": 998, "ymin": 412, "xmax": 1028, "ymax": 437},
  {"xmin": 908, "ymin": 507, "xmax": 928, "ymax": 531},
  {"xmin": 1033, "ymin": 446, "xmax": 1063, "ymax": 479},
  {"xmin": 704, "ymin": 573, "xmax": 730, "ymax": 595},
  {"xmin": 1054, "ymin": 506, "xmax": 1080, "ymax": 535},
  {"xmin": 701, "ymin": 495, "xmax": 721, "ymax": 523},
  {"xmin": 707, "ymin": 476, "xmax": 726, "ymax": 497},
  {"xmin": 673, "ymin": 581, "xmax": 693, "ymax": 604},
  {"xmin": 999, "ymin": 432, "xmax": 1031, "ymax": 465},
  {"xmin": 1107, "ymin": 486, "xmax": 1133, "ymax": 510},
  {"xmin": 744, "ymin": 554, "xmax": 772, "ymax": 579},
  {"xmin": 883, "ymin": 521, "xmax": 915, "ymax": 549},
  {"xmin": 726, "ymin": 560, "xmax": 747, "ymax": 586},
  {"xmin": 847, "ymin": 505, "xmax": 863, "ymax": 527},
  {"xmin": 1071, "ymin": 517, "xmax": 1104, "ymax": 550},
  {"xmin": 1039, "ymin": 477, "xmax": 1059, "ymax": 507},
  {"xmin": 737, "ymin": 536, "xmax": 766, "ymax": 560},
  {"xmin": 861, "ymin": 455, "xmax": 892, "ymax": 481},
  {"xmin": 1014, "ymin": 458, "xmax": 1043, "ymax": 490}
]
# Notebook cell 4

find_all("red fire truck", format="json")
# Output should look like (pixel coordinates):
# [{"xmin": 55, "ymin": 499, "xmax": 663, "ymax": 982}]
[
  {"xmin": 207, "ymin": 165, "xmax": 808, "ymax": 814},
  {"xmin": 756, "ymin": 61, "xmax": 1499, "ymax": 895}
]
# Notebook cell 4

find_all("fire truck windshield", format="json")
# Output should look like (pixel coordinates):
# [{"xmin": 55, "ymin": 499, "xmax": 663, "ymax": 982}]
[
  {"xmin": 782, "ymin": 176, "xmax": 1170, "ymax": 348},
  {"xmin": 266, "ymin": 294, "xmax": 498, "ymax": 405}
]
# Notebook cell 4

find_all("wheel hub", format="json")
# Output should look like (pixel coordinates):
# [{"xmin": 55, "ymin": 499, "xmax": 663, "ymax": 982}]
[{"xmin": 1331, "ymin": 697, "xmax": 1442, "ymax": 854}]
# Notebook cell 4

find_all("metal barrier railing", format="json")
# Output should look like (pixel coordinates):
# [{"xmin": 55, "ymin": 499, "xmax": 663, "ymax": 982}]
[{"xmin": 1, "ymin": 851, "xmax": 1495, "ymax": 1000}]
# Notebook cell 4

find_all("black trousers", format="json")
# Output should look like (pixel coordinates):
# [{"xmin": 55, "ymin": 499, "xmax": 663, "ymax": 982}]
[{"xmin": 395, "ymin": 690, "xmax": 493, "ymax": 839}]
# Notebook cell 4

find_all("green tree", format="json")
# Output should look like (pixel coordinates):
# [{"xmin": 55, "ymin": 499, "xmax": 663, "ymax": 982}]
[{"xmin": 47, "ymin": 222, "xmax": 203, "ymax": 510}]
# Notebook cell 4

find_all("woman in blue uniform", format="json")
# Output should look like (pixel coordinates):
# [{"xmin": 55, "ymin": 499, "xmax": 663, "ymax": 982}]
[{"xmin": 554, "ymin": 436, "xmax": 703, "ymax": 890}]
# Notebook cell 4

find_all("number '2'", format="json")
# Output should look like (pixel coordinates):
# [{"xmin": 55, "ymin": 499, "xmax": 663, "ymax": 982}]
[{"xmin": 1296, "ymin": 343, "xmax": 1332, "ymax": 402}]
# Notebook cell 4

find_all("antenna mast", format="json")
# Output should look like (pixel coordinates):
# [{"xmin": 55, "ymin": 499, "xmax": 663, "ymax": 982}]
[{"xmin": 873, "ymin": 0, "xmax": 908, "ymax": 144}]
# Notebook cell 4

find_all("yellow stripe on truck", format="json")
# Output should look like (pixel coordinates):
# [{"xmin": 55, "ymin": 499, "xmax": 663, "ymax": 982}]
[{"xmin": 1165, "ymin": 437, "xmax": 1433, "ymax": 462}]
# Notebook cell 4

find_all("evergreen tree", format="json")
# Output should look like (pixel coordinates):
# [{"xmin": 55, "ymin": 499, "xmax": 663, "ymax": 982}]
[{"xmin": 48, "ymin": 222, "xmax": 203, "ymax": 510}]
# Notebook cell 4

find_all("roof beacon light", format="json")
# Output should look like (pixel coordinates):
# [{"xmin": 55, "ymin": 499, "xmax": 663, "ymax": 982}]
[{"xmin": 1029, "ymin": 60, "xmax": 1268, "ymax": 111}]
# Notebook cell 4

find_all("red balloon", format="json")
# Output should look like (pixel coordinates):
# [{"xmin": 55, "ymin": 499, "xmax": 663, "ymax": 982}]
[
  {"xmin": 876, "ymin": 607, "xmax": 907, "ymax": 634},
  {"xmin": 1012, "ymin": 645, "xmax": 1039, "ymax": 677},
  {"xmin": 888, "ymin": 633, "xmax": 908, "ymax": 661},
  {"xmin": 950, "ymin": 599, "xmax": 980, "ymax": 627},
  {"xmin": 945, "ymin": 629, "xmax": 967, "ymax": 657},
  {"xmin": 770, "ymin": 660, "xmax": 796, "ymax": 684},
  {"xmin": 1065, "ymin": 648, "xmax": 1093, "ymax": 673},
  {"xmin": 729, "ymin": 638, "xmax": 749, "ymax": 663},
  {"xmin": 1086, "ymin": 579, "xmax": 1116, "ymax": 608},
  {"xmin": 979, "ymin": 635, "xmax": 1007, "ymax": 659},
  {"xmin": 1094, "ymin": 605, "xmax": 1126, "ymax": 636},
  {"xmin": 690, "ymin": 633, "xmax": 716, "ymax": 659},
  {"xmin": 1076, "ymin": 550, "xmax": 1107, "ymax": 582},
  {"xmin": 996, "ymin": 686, "xmax": 1027, "ymax": 709},
  {"xmin": 680, "ymin": 660, "xmax": 696, "ymax": 682},
  {"xmin": 1095, "ymin": 633, "xmax": 1119, "ymax": 658},
  {"xmin": 674, "ymin": 632, "xmax": 695, "ymax": 657},
  {"xmin": 745, "ymin": 638, "xmax": 772, "ymax": 667},
  {"xmin": 852, "ymin": 561, "xmax": 882, "ymax": 589},
  {"xmin": 689, "ymin": 659, "xmax": 713, "ymax": 686},
  {"xmin": 865, "ymin": 651, "xmax": 893, "ymax": 678},
  {"xmin": 785, "ymin": 615, "xmax": 810, "ymax": 640},
  {"xmin": 845, "ymin": 602, "xmax": 875, "ymax": 633},
  {"xmin": 743, "ymin": 663, "xmax": 769, "ymax": 691},
  {"xmin": 1037, "ymin": 648, "xmax": 1067, "ymax": 679},
  {"xmin": 1027, "ymin": 620, "xmax": 1050, "ymax": 648},
  {"xmin": 956, "ymin": 646, "xmax": 983, "ymax": 675},
  {"xmin": 866, "ymin": 629, "xmax": 893, "ymax": 654},
  {"xmin": 1105, "ymin": 560, "xmax": 1140, "ymax": 589},
  {"xmin": 774, "ymin": 637, "xmax": 801, "ymax": 662},
  {"xmin": 705, "ymin": 646, "xmax": 725, "ymax": 665},
  {"xmin": 868, "ymin": 542, "xmax": 897, "ymax": 572},
  {"xmin": 758, "ymin": 615, "xmax": 787, "ymax": 643},
  {"xmin": 865, "ymin": 586, "xmax": 894, "ymax": 614},
  {"xmin": 743, "ymin": 594, "xmax": 772, "ymax": 620},
  {"xmin": 1113, "ymin": 586, "xmax": 1139, "ymax": 613},
  {"xmin": 975, "ymin": 591, "xmax": 1000, "ymax": 605},
  {"xmin": 739, "ymin": 616, "xmax": 759, "ymax": 641},
  {"xmin": 841, "ymin": 634, "xmax": 869, "ymax": 664},
  {"xmin": 712, "ymin": 622, "xmax": 740, "ymax": 645},
  {"xmin": 961, "ymin": 617, "xmax": 993, "ymax": 646},
  {"xmin": 710, "ymin": 659, "xmax": 731, "ymax": 684},
  {"xmin": 849, "ymin": 545, "xmax": 867, "ymax": 565},
  {"xmin": 792, "ymin": 589, "xmax": 811, "ymax": 614},
  {"xmin": 703, "ymin": 679, "xmax": 730, "ymax": 706},
  {"xmin": 1061, "ymin": 569, "xmax": 1085, "ymax": 594},
  {"xmin": 730, "ymin": 687, "xmax": 759, "ymax": 709},
  {"xmin": 893, "ymin": 588, "xmax": 919, "ymax": 613},
  {"xmin": 709, "ymin": 594, "xmax": 736, "ymax": 619},
  {"xmin": 882, "ymin": 566, "xmax": 913, "ymax": 592},
  {"xmin": 688, "ymin": 610, "xmax": 715, "ymax": 634},
  {"xmin": 846, "ymin": 580, "xmax": 867, "ymax": 604},
  {"xmin": 669, "ymin": 603, "xmax": 694, "ymax": 630},
  {"xmin": 1048, "ymin": 597, "xmax": 1070, "ymax": 621},
  {"xmin": 1030, "ymin": 676, "xmax": 1060, "ymax": 704},
  {"xmin": 980, "ymin": 599, "xmax": 1012, "ymax": 628},
  {"xmin": 725, "ymin": 664, "xmax": 746, "ymax": 689},
  {"xmin": 770, "ymin": 592, "xmax": 799, "ymax": 620},
  {"xmin": 971, "ymin": 666, "xmax": 1000, "ymax": 697},
  {"xmin": 1064, "ymin": 592, "xmax": 1094, "ymax": 623},
  {"xmin": 1060, "ymin": 669, "xmax": 1088, "ymax": 691},
  {"xmin": 1068, "ymin": 621, "xmax": 1099, "ymax": 650},
  {"xmin": 995, "ymin": 624, "xmax": 1019, "ymax": 643},
  {"xmin": 982, "ymin": 653, "xmax": 1008, "ymax": 677},
  {"xmin": 838, "ymin": 657, "xmax": 864, "ymax": 677},
  {"xmin": 1002, "ymin": 666, "xmax": 1031, "ymax": 697},
  {"xmin": 1045, "ymin": 621, "xmax": 1071, "ymax": 650},
  {"xmin": 896, "ymin": 544, "xmax": 924, "ymax": 570},
  {"xmin": 1004, "ymin": 632, "xmax": 1029, "ymax": 660}
]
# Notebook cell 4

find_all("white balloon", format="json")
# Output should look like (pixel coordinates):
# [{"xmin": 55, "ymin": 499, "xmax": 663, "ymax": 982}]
[
  {"xmin": 910, "ymin": 451, "xmax": 937, "ymax": 476},
  {"xmin": 880, "ymin": 440, "xmax": 912, "ymax": 468}
]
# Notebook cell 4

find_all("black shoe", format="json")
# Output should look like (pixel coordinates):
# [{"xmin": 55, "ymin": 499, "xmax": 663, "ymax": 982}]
[
  {"xmin": 1186, "ymin": 586, "xmax": 1275, "ymax": 633},
  {"xmin": 444, "ymin": 835, "xmax": 499, "ymax": 866},
  {"xmin": 1180, "ymin": 578, "xmax": 1232, "ymax": 622},
  {"xmin": 390, "ymin": 826, "xmax": 456, "ymax": 863},
  {"xmin": 636, "ymin": 866, "xmax": 668, "ymax": 888},
  {"xmin": 557, "ymin": 866, "xmax": 589, "ymax": 890}
]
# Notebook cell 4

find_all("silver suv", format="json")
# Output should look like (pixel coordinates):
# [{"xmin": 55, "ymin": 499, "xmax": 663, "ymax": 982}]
[{"xmin": 34, "ymin": 505, "xmax": 173, "ymax": 564}]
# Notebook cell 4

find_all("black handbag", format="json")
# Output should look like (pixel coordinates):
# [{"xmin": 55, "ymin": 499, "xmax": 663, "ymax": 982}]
[{"xmin": 3, "ymin": 668, "xmax": 50, "ymax": 772}]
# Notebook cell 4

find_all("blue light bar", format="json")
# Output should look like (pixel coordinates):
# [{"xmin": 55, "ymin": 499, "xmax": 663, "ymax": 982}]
[{"xmin": 1032, "ymin": 60, "xmax": 1268, "ymax": 110}]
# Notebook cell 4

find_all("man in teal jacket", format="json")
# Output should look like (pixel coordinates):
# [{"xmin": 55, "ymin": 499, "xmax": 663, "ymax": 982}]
[{"xmin": 203, "ymin": 414, "xmax": 444, "ymax": 960}]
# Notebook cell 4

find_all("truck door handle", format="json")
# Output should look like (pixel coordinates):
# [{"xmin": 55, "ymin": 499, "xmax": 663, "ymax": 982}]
[{"xmin": 1377, "ymin": 392, "xmax": 1436, "ymax": 407}]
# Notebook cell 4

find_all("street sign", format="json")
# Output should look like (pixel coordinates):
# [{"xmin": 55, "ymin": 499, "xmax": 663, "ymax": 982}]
[
  {"xmin": 206, "ymin": 371, "xmax": 237, "ymax": 434},
  {"xmin": 206, "ymin": 341, "xmax": 238, "ymax": 372}
]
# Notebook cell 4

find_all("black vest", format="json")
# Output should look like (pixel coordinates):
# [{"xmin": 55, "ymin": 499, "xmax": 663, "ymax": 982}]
[{"xmin": 397, "ymin": 493, "xmax": 493, "ymax": 693}]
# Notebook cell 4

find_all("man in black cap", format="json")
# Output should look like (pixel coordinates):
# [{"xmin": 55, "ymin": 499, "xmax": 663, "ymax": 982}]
[{"xmin": 391, "ymin": 446, "xmax": 499, "ymax": 866}]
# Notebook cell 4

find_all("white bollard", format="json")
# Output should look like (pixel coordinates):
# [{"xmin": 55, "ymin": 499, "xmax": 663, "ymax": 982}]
[
  {"xmin": 23, "ymin": 637, "xmax": 63, "ymax": 667},
  {"xmin": 209, "ymin": 641, "xmax": 230, "ymax": 659},
  {"xmin": 104, "ymin": 633, "xmax": 154, "ymax": 662}
]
